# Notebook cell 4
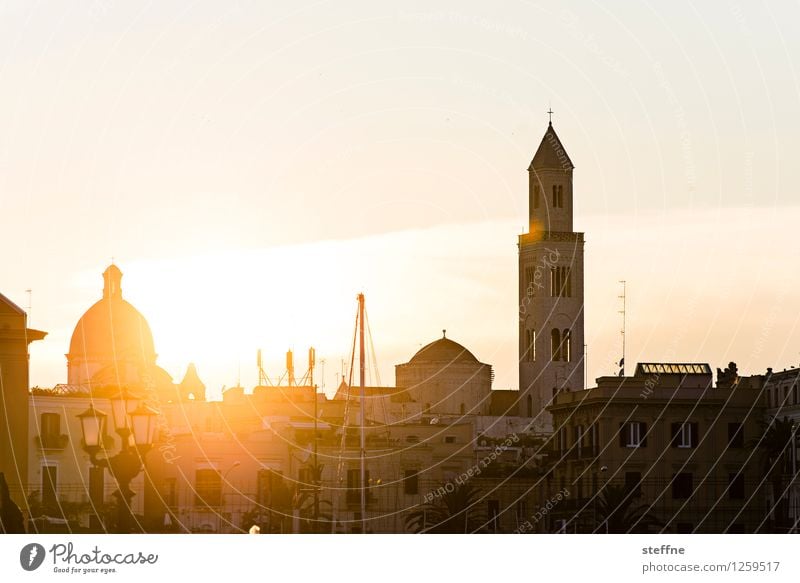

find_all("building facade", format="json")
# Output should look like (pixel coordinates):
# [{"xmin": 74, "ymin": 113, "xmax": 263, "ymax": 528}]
[{"xmin": 546, "ymin": 363, "xmax": 768, "ymax": 533}]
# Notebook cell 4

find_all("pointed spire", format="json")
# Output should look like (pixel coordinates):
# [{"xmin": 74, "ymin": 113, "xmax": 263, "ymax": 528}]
[
  {"xmin": 102, "ymin": 264, "xmax": 123, "ymax": 299},
  {"xmin": 179, "ymin": 363, "xmax": 206, "ymax": 401},
  {"xmin": 528, "ymin": 122, "xmax": 574, "ymax": 172}
]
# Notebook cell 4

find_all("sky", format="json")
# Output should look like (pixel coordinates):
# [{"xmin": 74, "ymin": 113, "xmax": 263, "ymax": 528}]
[{"xmin": 1, "ymin": 1, "xmax": 799, "ymax": 399}]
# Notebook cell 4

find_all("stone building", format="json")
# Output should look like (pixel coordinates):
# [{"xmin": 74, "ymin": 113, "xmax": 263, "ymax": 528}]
[
  {"xmin": 395, "ymin": 332, "xmax": 493, "ymax": 418},
  {"xmin": 518, "ymin": 122, "xmax": 585, "ymax": 433},
  {"xmin": 0, "ymin": 292, "xmax": 46, "ymax": 510},
  {"xmin": 545, "ymin": 362, "xmax": 767, "ymax": 533}
]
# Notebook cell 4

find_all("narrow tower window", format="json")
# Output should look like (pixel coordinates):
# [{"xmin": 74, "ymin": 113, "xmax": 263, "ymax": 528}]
[
  {"xmin": 525, "ymin": 329, "xmax": 536, "ymax": 362},
  {"xmin": 533, "ymin": 184, "xmax": 540, "ymax": 209},
  {"xmin": 562, "ymin": 328, "xmax": 572, "ymax": 362},
  {"xmin": 551, "ymin": 329, "xmax": 562, "ymax": 361}
]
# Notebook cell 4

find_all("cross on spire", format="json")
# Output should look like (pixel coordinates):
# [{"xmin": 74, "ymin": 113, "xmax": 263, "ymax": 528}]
[{"xmin": 547, "ymin": 107, "xmax": 554, "ymax": 124}]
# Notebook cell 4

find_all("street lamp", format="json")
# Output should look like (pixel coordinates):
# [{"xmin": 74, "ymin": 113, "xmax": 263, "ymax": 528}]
[{"xmin": 77, "ymin": 390, "xmax": 158, "ymax": 533}]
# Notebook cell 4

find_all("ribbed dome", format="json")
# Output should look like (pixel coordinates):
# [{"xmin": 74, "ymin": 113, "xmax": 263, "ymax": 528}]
[
  {"xmin": 67, "ymin": 266, "xmax": 156, "ymax": 381},
  {"xmin": 409, "ymin": 332, "xmax": 478, "ymax": 364},
  {"xmin": 68, "ymin": 298, "xmax": 155, "ymax": 359}
]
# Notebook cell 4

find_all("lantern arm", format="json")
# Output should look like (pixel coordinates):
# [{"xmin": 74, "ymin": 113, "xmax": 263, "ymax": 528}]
[{"xmin": 84, "ymin": 445, "xmax": 112, "ymax": 469}]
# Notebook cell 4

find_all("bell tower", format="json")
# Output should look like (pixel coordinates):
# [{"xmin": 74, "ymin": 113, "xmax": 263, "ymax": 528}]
[{"xmin": 518, "ymin": 120, "xmax": 585, "ymax": 432}]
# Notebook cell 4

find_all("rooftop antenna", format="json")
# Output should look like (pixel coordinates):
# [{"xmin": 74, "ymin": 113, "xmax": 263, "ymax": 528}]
[
  {"xmin": 287, "ymin": 349, "xmax": 295, "ymax": 387},
  {"xmin": 618, "ymin": 280, "xmax": 627, "ymax": 376},
  {"xmin": 584, "ymin": 343, "xmax": 588, "ymax": 389},
  {"xmin": 308, "ymin": 347, "xmax": 316, "ymax": 387},
  {"xmin": 25, "ymin": 289, "xmax": 32, "ymax": 325}
]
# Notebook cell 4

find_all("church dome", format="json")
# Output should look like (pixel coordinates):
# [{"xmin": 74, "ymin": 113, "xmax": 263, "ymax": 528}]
[
  {"xmin": 408, "ymin": 332, "xmax": 479, "ymax": 365},
  {"xmin": 67, "ymin": 265, "xmax": 156, "ymax": 385}
]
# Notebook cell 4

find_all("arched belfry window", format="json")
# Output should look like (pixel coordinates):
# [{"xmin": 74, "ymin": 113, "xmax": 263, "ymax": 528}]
[
  {"xmin": 562, "ymin": 328, "xmax": 572, "ymax": 362},
  {"xmin": 525, "ymin": 329, "xmax": 536, "ymax": 362},
  {"xmin": 551, "ymin": 329, "xmax": 562, "ymax": 361},
  {"xmin": 552, "ymin": 185, "xmax": 564, "ymax": 208}
]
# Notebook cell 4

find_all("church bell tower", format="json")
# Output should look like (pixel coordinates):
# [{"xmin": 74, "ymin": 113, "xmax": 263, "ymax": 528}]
[{"xmin": 518, "ymin": 119, "xmax": 585, "ymax": 432}]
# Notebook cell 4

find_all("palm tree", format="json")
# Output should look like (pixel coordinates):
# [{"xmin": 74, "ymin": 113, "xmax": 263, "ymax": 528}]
[
  {"xmin": 405, "ymin": 481, "xmax": 485, "ymax": 533},
  {"xmin": 594, "ymin": 484, "xmax": 661, "ymax": 533},
  {"xmin": 293, "ymin": 463, "xmax": 332, "ymax": 533},
  {"xmin": 750, "ymin": 417, "xmax": 796, "ymax": 531}
]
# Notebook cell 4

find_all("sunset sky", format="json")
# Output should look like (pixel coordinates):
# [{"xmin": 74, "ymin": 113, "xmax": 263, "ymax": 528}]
[{"xmin": 1, "ymin": 1, "xmax": 799, "ymax": 398}]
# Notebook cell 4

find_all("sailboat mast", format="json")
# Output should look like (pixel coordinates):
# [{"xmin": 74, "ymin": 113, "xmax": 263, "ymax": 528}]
[{"xmin": 358, "ymin": 292, "xmax": 366, "ymax": 533}]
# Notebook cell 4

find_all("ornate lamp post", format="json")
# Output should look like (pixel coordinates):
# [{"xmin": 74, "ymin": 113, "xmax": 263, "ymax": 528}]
[{"xmin": 77, "ymin": 389, "xmax": 158, "ymax": 533}]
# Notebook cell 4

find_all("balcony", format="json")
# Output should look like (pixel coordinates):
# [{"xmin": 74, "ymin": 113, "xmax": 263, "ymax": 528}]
[{"xmin": 35, "ymin": 433, "xmax": 69, "ymax": 450}]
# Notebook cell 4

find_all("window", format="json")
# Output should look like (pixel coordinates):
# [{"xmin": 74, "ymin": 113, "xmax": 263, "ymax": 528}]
[
  {"xmin": 625, "ymin": 472, "xmax": 642, "ymax": 497},
  {"xmin": 551, "ymin": 185, "xmax": 564, "ymax": 208},
  {"xmin": 671, "ymin": 422, "xmax": 698, "ymax": 448},
  {"xmin": 525, "ymin": 330, "xmax": 536, "ymax": 362},
  {"xmin": 533, "ymin": 184, "xmax": 540, "ymax": 209},
  {"xmin": 516, "ymin": 500, "xmax": 527, "ymax": 524},
  {"xmin": 42, "ymin": 465, "xmax": 58, "ymax": 511},
  {"xmin": 256, "ymin": 469, "xmax": 283, "ymax": 505},
  {"xmin": 550, "ymin": 327, "xmax": 571, "ymax": 362},
  {"xmin": 525, "ymin": 266, "xmax": 536, "ymax": 298},
  {"xmin": 549, "ymin": 266, "xmax": 571, "ymax": 298},
  {"xmin": 405, "ymin": 435, "xmax": 420, "ymax": 444},
  {"xmin": 164, "ymin": 478, "xmax": 177, "ymax": 508},
  {"xmin": 459, "ymin": 403, "xmax": 465, "ymax": 415},
  {"xmin": 588, "ymin": 423, "xmax": 599, "ymax": 454},
  {"xmin": 404, "ymin": 470, "xmax": 419, "ymax": 495},
  {"xmin": 619, "ymin": 421, "xmax": 647, "ymax": 448},
  {"xmin": 672, "ymin": 473, "xmax": 693, "ymax": 499},
  {"xmin": 558, "ymin": 426, "xmax": 568, "ymax": 455},
  {"xmin": 89, "ymin": 466, "xmax": 104, "ymax": 506},
  {"xmin": 487, "ymin": 500, "xmax": 500, "ymax": 532},
  {"xmin": 574, "ymin": 425, "xmax": 584, "ymax": 457},
  {"xmin": 444, "ymin": 435, "xmax": 457, "ymax": 444},
  {"xmin": 727, "ymin": 423, "xmax": 744, "ymax": 448},
  {"xmin": 551, "ymin": 329, "xmax": 562, "ymax": 361},
  {"xmin": 526, "ymin": 395, "xmax": 533, "ymax": 417},
  {"xmin": 728, "ymin": 472, "xmax": 745, "ymax": 500},
  {"xmin": 561, "ymin": 329, "xmax": 572, "ymax": 362},
  {"xmin": 195, "ymin": 469, "xmax": 222, "ymax": 507},
  {"xmin": 525, "ymin": 329, "xmax": 536, "ymax": 362},
  {"xmin": 40, "ymin": 413, "xmax": 62, "ymax": 448},
  {"xmin": 347, "ymin": 469, "xmax": 370, "ymax": 504}
]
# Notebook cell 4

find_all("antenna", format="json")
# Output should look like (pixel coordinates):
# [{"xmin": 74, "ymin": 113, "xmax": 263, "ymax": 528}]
[
  {"xmin": 584, "ymin": 343, "xmax": 588, "ymax": 389},
  {"xmin": 287, "ymin": 349, "xmax": 295, "ymax": 387},
  {"xmin": 308, "ymin": 347, "xmax": 316, "ymax": 387},
  {"xmin": 618, "ymin": 280, "xmax": 627, "ymax": 376},
  {"xmin": 25, "ymin": 289, "xmax": 32, "ymax": 324}
]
